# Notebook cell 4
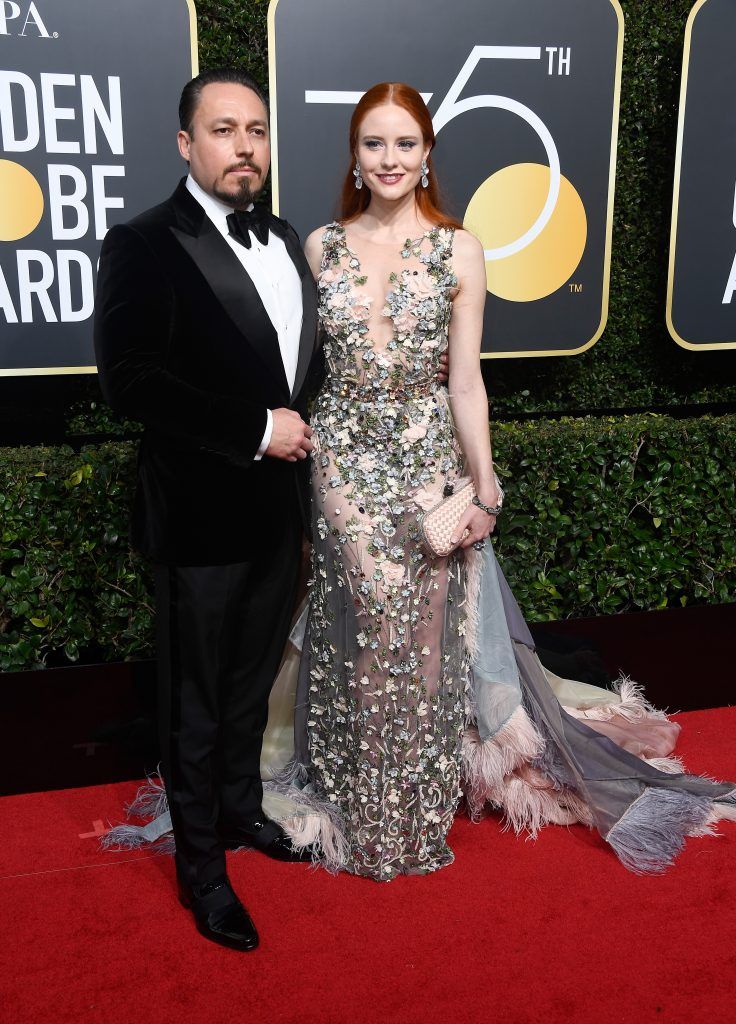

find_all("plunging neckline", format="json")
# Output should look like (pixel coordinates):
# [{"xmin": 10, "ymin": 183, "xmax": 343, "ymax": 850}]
[
  {"xmin": 317, "ymin": 219, "xmax": 457, "ymax": 353},
  {"xmin": 340, "ymin": 223, "xmax": 435, "ymax": 277},
  {"xmin": 335, "ymin": 224, "xmax": 442, "ymax": 327}
]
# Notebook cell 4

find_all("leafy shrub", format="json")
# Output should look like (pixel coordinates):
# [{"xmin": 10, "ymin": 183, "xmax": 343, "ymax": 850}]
[
  {"xmin": 492, "ymin": 414, "xmax": 736, "ymax": 619},
  {"xmin": 0, "ymin": 445, "xmax": 152, "ymax": 671},
  {"xmin": 2, "ymin": 414, "xmax": 734, "ymax": 670}
]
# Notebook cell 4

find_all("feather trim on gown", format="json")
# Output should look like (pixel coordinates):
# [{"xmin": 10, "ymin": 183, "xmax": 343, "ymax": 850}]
[{"xmin": 103, "ymin": 553, "xmax": 736, "ymax": 876}]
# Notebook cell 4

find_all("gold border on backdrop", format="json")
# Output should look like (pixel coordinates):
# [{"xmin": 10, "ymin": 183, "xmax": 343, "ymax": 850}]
[
  {"xmin": 267, "ymin": 0, "xmax": 281, "ymax": 217},
  {"xmin": 0, "ymin": 0, "xmax": 200, "ymax": 378},
  {"xmin": 666, "ymin": 0, "xmax": 736, "ymax": 350},
  {"xmin": 267, "ymin": 0, "xmax": 624, "ymax": 360},
  {"xmin": 187, "ymin": 0, "xmax": 200, "ymax": 77}
]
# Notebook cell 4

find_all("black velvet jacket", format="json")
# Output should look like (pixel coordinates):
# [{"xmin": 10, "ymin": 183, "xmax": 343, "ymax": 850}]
[{"xmin": 94, "ymin": 179, "xmax": 319, "ymax": 565}]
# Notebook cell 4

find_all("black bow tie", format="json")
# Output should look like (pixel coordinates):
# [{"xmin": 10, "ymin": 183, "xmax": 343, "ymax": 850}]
[{"xmin": 226, "ymin": 207, "xmax": 287, "ymax": 249}]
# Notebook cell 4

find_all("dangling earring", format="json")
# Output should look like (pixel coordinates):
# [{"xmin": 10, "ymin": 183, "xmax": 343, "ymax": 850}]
[
  {"xmin": 420, "ymin": 159, "xmax": 429, "ymax": 189},
  {"xmin": 353, "ymin": 161, "xmax": 363, "ymax": 190}
]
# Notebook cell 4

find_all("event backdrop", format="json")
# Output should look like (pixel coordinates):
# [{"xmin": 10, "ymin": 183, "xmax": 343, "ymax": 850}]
[
  {"xmin": 1, "ymin": 1, "xmax": 732, "ymax": 378},
  {"xmin": 0, "ymin": 0, "xmax": 197, "ymax": 376},
  {"xmin": 667, "ymin": 0, "xmax": 736, "ymax": 350},
  {"xmin": 269, "ymin": 0, "xmax": 624, "ymax": 357}
]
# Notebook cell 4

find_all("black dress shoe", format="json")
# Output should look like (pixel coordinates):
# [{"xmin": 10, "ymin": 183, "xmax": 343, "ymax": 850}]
[
  {"xmin": 219, "ymin": 818, "xmax": 313, "ymax": 863},
  {"xmin": 177, "ymin": 875, "xmax": 259, "ymax": 952}
]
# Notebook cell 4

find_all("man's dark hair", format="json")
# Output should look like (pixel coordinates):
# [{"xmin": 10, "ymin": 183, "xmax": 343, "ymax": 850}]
[{"xmin": 178, "ymin": 67, "xmax": 268, "ymax": 136}]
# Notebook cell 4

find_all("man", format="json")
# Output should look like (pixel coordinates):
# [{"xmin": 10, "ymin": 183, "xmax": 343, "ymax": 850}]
[{"xmin": 94, "ymin": 67, "xmax": 318, "ymax": 953}]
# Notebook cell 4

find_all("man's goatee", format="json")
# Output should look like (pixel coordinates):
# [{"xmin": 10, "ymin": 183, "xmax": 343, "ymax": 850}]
[{"xmin": 214, "ymin": 176, "xmax": 261, "ymax": 211}]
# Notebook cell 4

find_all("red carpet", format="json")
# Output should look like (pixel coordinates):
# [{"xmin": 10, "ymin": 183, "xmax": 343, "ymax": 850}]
[{"xmin": 1, "ymin": 707, "xmax": 734, "ymax": 1024}]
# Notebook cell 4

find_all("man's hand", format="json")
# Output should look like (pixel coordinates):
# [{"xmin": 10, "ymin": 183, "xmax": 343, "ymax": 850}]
[
  {"xmin": 266, "ymin": 408, "xmax": 314, "ymax": 462},
  {"xmin": 436, "ymin": 350, "xmax": 449, "ymax": 385}
]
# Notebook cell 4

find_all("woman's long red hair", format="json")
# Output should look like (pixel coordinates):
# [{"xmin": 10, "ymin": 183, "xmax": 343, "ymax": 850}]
[{"xmin": 338, "ymin": 82, "xmax": 461, "ymax": 229}]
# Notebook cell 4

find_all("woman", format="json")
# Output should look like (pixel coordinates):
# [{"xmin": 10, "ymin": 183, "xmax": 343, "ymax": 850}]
[
  {"xmin": 107, "ymin": 84, "xmax": 735, "ymax": 879},
  {"xmin": 299, "ymin": 84, "xmax": 499, "ymax": 880},
  {"xmin": 292, "ymin": 82, "xmax": 736, "ymax": 880}
]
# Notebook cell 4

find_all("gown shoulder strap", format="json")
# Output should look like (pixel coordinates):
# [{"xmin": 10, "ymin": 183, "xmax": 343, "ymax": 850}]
[
  {"xmin": 426, "ymin": 225, "xmax": 457, "ymax": 287},
  {"xmin": 320, "ymin": 221, "xmax": 347, "ymax": 273}
]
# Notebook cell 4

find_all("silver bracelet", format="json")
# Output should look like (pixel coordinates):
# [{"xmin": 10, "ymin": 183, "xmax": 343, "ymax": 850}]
[{"xmin": 472, "ymin": 494, "xmax": 503, "ymax": 517}]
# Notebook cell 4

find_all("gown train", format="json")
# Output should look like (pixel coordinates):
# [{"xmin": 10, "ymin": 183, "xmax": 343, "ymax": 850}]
[{"xmin": 103, "ymin": 542, "xmax": 736, "ymax": 875}]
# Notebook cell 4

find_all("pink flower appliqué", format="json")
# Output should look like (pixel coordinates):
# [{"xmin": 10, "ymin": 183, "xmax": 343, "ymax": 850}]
[
  {"xmin": 380, "ymin": 561, "xmax": 405, "ymax": 587},
  {"xmin": 404, "ymin": 269, "xmax": 436, "ymax": 298},
  {"xmin": 392, "ymin": 307, "xmax": 420, "ymax": 333},
  {"xmin": 412, "ymin": 485, "xmax": 443, "ymax": 511},
  {"xmin": 401, "ymin": 423, "xmax": 428, "ymax": 445},
  {"xmin": 321, "ymin": 265, "xmax": 344, "ymax": 286},
  {"xmin": 351, "ymin": 294, "xmax": 373, "ymax": 317}
]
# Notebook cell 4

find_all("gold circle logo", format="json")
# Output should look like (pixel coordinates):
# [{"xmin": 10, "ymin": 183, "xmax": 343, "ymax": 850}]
[
  {"xmin": 464, "ymin": 162, "xmax": 587, "ymax": 302},
  {"xmin": 0, "ymin": 160, "xmax": 45, "ymax": 242}
]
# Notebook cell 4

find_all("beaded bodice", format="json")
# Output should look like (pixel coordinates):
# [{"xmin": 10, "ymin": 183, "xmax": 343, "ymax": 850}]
[
  {"xmin": 311, "ymin": 222, "xmax": 462, "ymax": 525},
  {"xmin": 317, "ymin": 221, "xmax": 457, "ymax": 395}
]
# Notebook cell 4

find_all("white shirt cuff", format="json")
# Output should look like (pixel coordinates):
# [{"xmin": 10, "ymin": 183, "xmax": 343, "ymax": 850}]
[{"xmin": 254, "ymin": 409, "xmax": 273, "ymax": 461}]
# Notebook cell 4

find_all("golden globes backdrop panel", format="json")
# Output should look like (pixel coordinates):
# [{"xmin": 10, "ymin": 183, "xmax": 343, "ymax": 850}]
[
  {"xmin": 0, "ymin": 0, "xmax": 198, "ymax": 376},
  {"xmin": 667, "ymin": 0, "xmax": 736, "ymax": 350},
  {"xmin": 268, "ymin": 0, "xmax": 623, "ymax": 358}
]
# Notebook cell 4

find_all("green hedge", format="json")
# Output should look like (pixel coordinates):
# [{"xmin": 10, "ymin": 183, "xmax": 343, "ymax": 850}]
[
  {"xmin": 0, "ymin": 444, "xmax": 152, "ymax": 671},
  {"xmin": 493, "ymin": 414, "xmax": 735, "ymax": 619},
  {"xmin": 2, "ymin": 414, "xmax": 734, "ymax": 670}
]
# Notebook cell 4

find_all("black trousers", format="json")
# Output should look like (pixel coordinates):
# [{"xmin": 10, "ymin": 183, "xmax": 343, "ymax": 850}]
[{"xmin": 153, "ymin": 521, "xmax": 301, "ymax": 887}]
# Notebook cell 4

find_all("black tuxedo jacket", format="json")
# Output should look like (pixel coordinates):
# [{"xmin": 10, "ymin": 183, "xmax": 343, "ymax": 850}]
[{"xmin": 94, "ymin": 179, "xmax": 319, "ymax": 565}]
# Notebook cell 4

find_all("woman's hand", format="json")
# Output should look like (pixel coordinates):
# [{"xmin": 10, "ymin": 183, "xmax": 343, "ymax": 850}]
[{"xmin": 450, "ymin": 502, "xmax": 497, "ymax": 550}]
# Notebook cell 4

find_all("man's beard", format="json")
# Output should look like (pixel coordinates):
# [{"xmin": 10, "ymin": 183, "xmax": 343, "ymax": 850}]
[{"xmin": 213, "ymin": 164, "xmax": 263, "ymax": 210}]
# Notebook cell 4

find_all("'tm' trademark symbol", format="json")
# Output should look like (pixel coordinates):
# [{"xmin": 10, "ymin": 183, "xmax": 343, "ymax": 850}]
[{"xmin": 568, "ymin": 282, "xmax": 583, "ymax": 293}]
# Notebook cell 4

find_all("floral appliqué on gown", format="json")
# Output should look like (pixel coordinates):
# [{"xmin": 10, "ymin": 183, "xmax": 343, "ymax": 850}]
[{"xmin": 307, "ymin": 223, "xmax": 469, "ymax": 880}]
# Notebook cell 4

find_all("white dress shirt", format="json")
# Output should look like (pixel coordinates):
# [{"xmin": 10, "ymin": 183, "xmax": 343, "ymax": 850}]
[{"xmin": 185, "ymin": 174, "xmax": 303, "ymax": 458}]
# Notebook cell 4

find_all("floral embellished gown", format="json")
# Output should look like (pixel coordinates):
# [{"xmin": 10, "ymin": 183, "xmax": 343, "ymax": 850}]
[
  {"xmin": 302, "ymin": 221, "xmax": 736, "ymax": 883},
  {"xmin": 307, "ymin": 222, "xmax": 468, "ymax": 880}
]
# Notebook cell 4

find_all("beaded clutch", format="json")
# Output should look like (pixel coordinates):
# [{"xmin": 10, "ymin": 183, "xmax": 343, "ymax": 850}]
[
  {"xmin": 418, "ymin": 477, "xmax": 476, "ymax": 557},
  {"xmin": 418, "ymin": 473, "xmax": 504, "ymax": 558}
]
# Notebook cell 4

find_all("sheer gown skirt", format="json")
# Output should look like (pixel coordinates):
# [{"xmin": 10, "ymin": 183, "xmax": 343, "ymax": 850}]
[{"xmin": 306, "ymin": 383, "xmax": 472, "ymax": 880}]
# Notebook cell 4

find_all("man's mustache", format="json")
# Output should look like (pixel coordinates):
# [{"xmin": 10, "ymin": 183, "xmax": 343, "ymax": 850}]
[{"xmin": 226, "ymin": 162, "xmax": 262, "ymax": 176}]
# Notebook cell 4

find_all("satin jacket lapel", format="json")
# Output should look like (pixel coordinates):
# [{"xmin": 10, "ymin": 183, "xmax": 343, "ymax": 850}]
[
  {"xmin": 169, "ymin": 187, "xmax": 290, "ymax": 397},
  {"xmin": 283, "ymin": 228, "xmax": 318, "ymax": 401}
]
